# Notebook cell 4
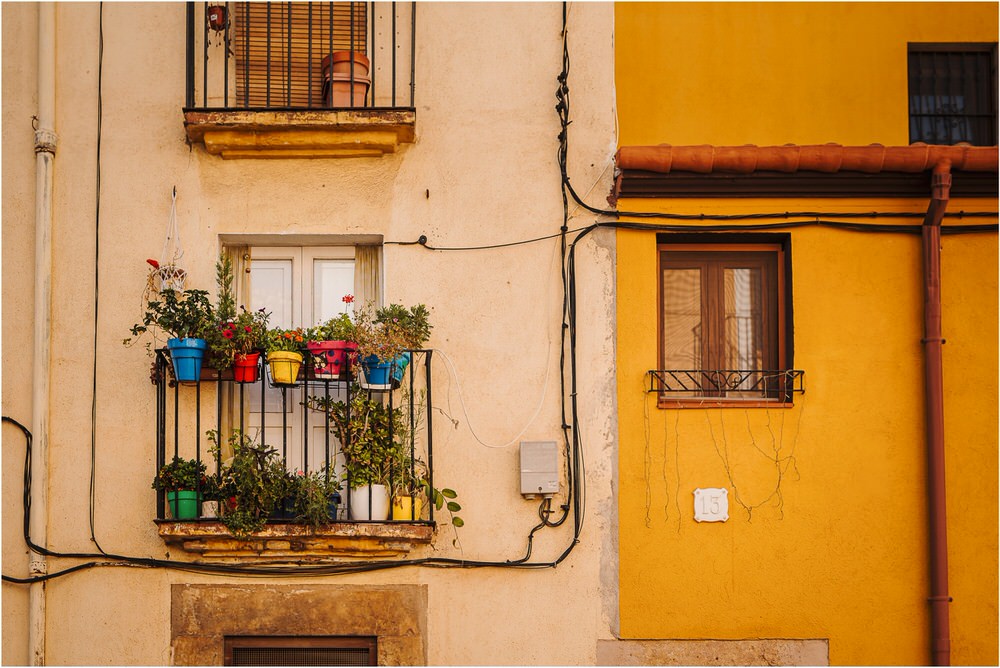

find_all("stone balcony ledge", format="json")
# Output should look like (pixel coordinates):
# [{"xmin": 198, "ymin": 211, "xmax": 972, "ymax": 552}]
[
  {"xmin": 157, "ymin": 520, "xmax": 434, "ymax": 563},
  {"xmin": 183, "ymin": 108, "xmax": 417, "ymax": 159}
]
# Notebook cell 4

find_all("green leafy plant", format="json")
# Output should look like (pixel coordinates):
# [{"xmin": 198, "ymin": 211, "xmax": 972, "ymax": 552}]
[
  {"xmin": 152, "ymin": 457, "xmax": 208, "ymax": 493},
  {"xmin": 291, "ymin": 469, "xmax": 342, "ymax": 527},
  {"xmin": 125, "ymin": 288, "xmax": 215, "ymax": 351},
  {"xmin": 266, "ymin": 327, "xmax": 307, "ymax": 353},
  {"xmin": 211, "ymin": 306, "xmax": 271, "ymax": 368},
  {"xmin": 307, "ymin": 389, "xmax": 406, "ymax": 489},
  {"xmin": 208, "ymin": 429, "xmax": 288, "ymax": 538},
  {"xmin": 352, "ymin": 302, "xmax": 431, "ymax": 364}
]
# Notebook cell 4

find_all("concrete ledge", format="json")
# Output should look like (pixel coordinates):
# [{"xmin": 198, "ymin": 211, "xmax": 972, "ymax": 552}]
[
  {"xmin": 597, "ymin": 639, "xmax": 830, "ymax": 666},
  {"xmin": 184, "ymin": 108, "xmax": 416, "ymax": 159},
  {"xmin": 157, "ymin": 520, "xmax": 433, "ymax": 563}
]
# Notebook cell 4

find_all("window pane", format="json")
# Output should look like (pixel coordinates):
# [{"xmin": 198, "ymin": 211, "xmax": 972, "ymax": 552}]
[
  {"xmin": 662, "ymin": 268, "xmax": 702, "ymax": 369},
  {"xmin": 313, "ymin": 259, "xmax": 355, "ymax": 326},
  {"xmin": 723, "ymin": 267, "xmax": 763, "ymax": 370}
]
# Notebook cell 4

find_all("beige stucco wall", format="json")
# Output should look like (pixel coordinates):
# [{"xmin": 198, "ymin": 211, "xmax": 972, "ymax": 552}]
[{"xmin": 2, "ymin": 2, "xmax": 617, "ymax": 665}]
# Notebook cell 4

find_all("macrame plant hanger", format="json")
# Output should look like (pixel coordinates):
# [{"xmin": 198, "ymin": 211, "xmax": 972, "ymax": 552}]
[{"xmin": 157, "ymin": 187, "xmax": 187, "ymax": 292}]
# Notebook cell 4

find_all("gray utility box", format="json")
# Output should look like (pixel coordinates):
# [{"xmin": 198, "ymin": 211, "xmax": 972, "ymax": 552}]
[{"xmin": 520, "ymin": 441, "xmax": 560, "ymax": 498}]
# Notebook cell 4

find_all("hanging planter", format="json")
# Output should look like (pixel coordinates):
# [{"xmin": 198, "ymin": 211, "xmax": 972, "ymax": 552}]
[
  {"xmin": 152, "ymin": 187, "xmax": 187, "ymax": 292},
  {"xmin": 361, "ymin": 353, "xmax": 409, "ymax": 389},
  {"xmin": 167, "ymin": 337, "xmax": 207, "ymax": 383},
  {"xmin": 233, "ymin": 351, "xmax": 261, "ymax": 383},
  {"xmin": 307, "ymin": 340, "xmax": 357, "ymax": 378},
  {"xmin": 268, "ymin": 351, "xmax": 303, "ymax": 385}
]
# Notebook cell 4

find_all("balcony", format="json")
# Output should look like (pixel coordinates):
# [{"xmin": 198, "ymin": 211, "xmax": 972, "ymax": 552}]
[
  {"xmin": 152, "ymin": 348, "xmax": 435, "ymax": 562},
  {"xmin": 183, "ymin": 2, "xmax": 416, "ymax": 158}
]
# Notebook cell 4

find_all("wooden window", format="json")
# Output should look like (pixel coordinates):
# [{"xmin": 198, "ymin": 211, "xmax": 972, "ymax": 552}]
[
  {"xmin": 233, "ymin": 2, "xmax": 368, "ymax": 108},
  {"xmin": 224, "ymin": 636, "xmax": 377, "ymax": 666},
  {"xmin": 657, "ymin": 241, "xmax": 791, "ymax": 405},
  {"xmin": 908, "ymin": 43, "xmax": 998, "ymax": 146}
]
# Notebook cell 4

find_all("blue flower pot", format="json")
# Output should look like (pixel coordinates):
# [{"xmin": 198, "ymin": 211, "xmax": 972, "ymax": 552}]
[
  {"xmin": 392, "ymin": 352, "xmax": 411, "ymax": 384},
  {"xmin": 167, "ymin": 338, "xmax": 207, "ymax": 383},
  {"xmin": 362, "ymin": 353, "xmax": 410, "ymax": 387},
  {"xmin": 361, "ymin": 355, "xmax": 393, "ymax": 386}
]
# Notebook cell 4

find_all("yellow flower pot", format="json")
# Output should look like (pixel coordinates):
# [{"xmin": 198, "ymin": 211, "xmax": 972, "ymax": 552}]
[
  {"xmin": 391, "ymin": 495, "xmax": 424, "ymax": 521},
  {"xmin": 267, "ymin": 351, "xmax": 303, "ymax": 385}
]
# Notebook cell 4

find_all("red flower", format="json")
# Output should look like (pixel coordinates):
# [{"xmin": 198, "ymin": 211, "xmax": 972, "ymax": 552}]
[
  {"xmin": 146, "ymin": 258, "xmax": 160, "ymax": 269},
  {"xmin": 342, "ymin": 294, "xmax": 355, "ymax": 304},
  {"xmin": 222, "ymin": 330, "xmax": 234, "ymax": 339},
  {"xmin": 244, "ymin": 326, "xmax": 252, "ymax": 333}
]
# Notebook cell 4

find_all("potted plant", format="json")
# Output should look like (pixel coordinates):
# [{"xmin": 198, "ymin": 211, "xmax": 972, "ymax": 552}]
[
  {"xmin": 353, "ymin": 302, "xmax": 431, "ymax": 388},
  {"xmin": 310, "ymin": 389, "xmax": 405, "ymax": 520},
  {"xmin": 291, "ymin": 469, "xmax": 342, "ymax": 527},
  {"xmin": 307, "ymin": 294, "xmax": 357, "ymax": 378},
  {"xmin": 152, "ymin": 456, "xmax": 208, "ymax": 520},
  {"xmin": 265, "ymin": 327, "xmax": 306, "ymax": 384},
  {"xmin": 215, "ymin": 307, "xmax": 271, "ymax": 382},
  {"xmin": 208, "ymin": 429, "xmax": 288, "ymax": 538},
  {"xmin": 126, "ymin": 287, "xmax": 215, "ymax": 383}
]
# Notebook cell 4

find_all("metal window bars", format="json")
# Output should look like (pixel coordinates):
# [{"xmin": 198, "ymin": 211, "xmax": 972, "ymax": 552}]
[
  {"xmin": 185, "ymin": 1, "xmax": 416, "ymax": 111},
  {"xmin": 646, "ymin": 369, "xmax": 805, "ymax": 402},
  {"xmin": 153, "ymin": 347, "xmax": 433, "ymax": 524}
]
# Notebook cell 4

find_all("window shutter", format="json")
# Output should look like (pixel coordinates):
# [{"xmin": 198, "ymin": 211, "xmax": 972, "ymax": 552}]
[{"xmin": 233, "ymin": 2, "xmax": 368, "ymax": 108}]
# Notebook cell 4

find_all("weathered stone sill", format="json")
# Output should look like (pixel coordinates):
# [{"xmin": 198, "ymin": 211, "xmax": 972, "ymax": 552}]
[
  {"xmin": 157, "ymin": 520, "xmax": 433, "ymax": 563},
  {"xmin": 183, "ymin": 108, "xmax": 416, "ymax": 159}
]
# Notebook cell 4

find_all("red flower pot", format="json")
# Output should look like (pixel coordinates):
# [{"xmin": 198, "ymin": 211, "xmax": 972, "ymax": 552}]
[{"xmin": 233, "ymin": 351, "xmax": 261, "ymax": 383}]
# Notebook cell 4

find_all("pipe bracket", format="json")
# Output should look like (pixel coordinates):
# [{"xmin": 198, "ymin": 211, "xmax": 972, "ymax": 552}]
[
  {"xmin": 28, "ymin": 559, "xmax": 47, "ymax": 576},
  {"xmin": 33, "ymin": 128, "xmax": 57, "ymax": 155}
]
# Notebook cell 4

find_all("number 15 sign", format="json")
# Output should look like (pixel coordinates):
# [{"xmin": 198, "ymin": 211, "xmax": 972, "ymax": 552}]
[{"xmin": 693, "ymin": 487, "xmax": 729, "ymax": 522}]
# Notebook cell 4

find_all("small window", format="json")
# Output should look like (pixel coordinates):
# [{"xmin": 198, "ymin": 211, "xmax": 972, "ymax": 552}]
[
  {"xmin": 224, "ymin": 636, "xmax": 377, "ymax": 667},
  {"xmin": 908, "ymin": 43, "xmax": 998, "ymax": 146},
  {"xmin": 654, "ymin": 236, "xmax": 798, "ymax": 405}
]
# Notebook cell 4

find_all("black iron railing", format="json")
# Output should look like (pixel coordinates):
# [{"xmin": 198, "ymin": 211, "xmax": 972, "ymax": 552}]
[
  {"xmin": 185, "ymin": 1, "xmax": 416, "ymax": 110},
  {"xmin": 153, "ymin": 348, "xmax": 433, "ymax": 524},
  {"xmin": 647, "ymin": 369, "xmax": 805, "ymax": 402}
]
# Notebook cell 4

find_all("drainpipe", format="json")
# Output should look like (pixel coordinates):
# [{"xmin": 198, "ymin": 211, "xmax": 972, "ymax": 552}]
[
  {"xmin": 30, "ymin": 3, "xmax": 57, "ymax": 665},
  {"xmin": 922, "ymin": 159, "xmax": 951, "ymax": 666}
]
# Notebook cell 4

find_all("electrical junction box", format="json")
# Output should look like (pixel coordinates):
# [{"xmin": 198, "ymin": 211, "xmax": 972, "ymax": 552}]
[{"xmin": 520, "ymin": 441, "xmax": 559, "ymax": 499}]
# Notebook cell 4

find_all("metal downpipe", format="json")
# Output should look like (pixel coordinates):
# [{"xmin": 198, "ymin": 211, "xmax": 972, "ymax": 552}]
[
  {"xmin": 922, "ymin": 160, "xmax": 952, "ymax": 666},
  {"xmin": 29, "ymin": 3, "xmax": 57, "ymax": 665}
]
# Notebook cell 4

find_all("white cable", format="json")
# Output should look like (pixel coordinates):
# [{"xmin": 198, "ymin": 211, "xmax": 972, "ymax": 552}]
[
  {"xmin": 432, "ymin": 239, "xmax": 560, "ymax": 449},
  {"xmin": 434, "ymin": 346, "xmax": 551, "ymax": 450}
]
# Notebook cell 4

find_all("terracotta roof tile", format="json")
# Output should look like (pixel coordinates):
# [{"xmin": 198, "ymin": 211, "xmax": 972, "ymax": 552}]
[{"xmin": 616, "ymin": 143, "xmax": 999, "ymax": 174}]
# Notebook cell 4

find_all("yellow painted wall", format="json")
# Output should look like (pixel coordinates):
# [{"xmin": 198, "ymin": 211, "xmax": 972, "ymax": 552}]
[
  {"xmin": 616, "ymin": 2, "xmax": 999, "ymax": 146},
  {"xmin": 614, "ymin": 3, "xmax": 998, "ymax": 665}
]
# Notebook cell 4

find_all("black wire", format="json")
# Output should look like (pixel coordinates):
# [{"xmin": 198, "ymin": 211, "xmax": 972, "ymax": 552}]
[{"xmin": 90, "ymin": 0, "xmax": 107, "ymax": 556}]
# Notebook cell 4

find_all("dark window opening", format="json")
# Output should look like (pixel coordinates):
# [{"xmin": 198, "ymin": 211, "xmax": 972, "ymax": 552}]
[
  {"xmin": 908, "ymin": 43, "xmax": 998, "ymax": 146},
  {"xmin": 224, "ymin": 636, "xmax": 377, "ymax": 667}
]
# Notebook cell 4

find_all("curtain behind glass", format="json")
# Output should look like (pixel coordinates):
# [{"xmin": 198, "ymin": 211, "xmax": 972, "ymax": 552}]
[{"xmin": 354, "ymin": 245, "xmax": 382, "ymax": 308}]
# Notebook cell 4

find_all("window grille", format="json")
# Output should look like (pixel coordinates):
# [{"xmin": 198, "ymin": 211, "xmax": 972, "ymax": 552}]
[
  {"xmin": 225, "ymin": 637, "xmax": 377, "ymax": 666},
  {"xmin": 908, "ymin": 43, "xmax": 998, "ymax": 146}
]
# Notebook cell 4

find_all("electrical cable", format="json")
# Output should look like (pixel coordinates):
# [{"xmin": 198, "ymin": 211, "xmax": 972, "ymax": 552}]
[{"xmin": 90, "ymin": 0, "xmax": 108, "ymax": 557}]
